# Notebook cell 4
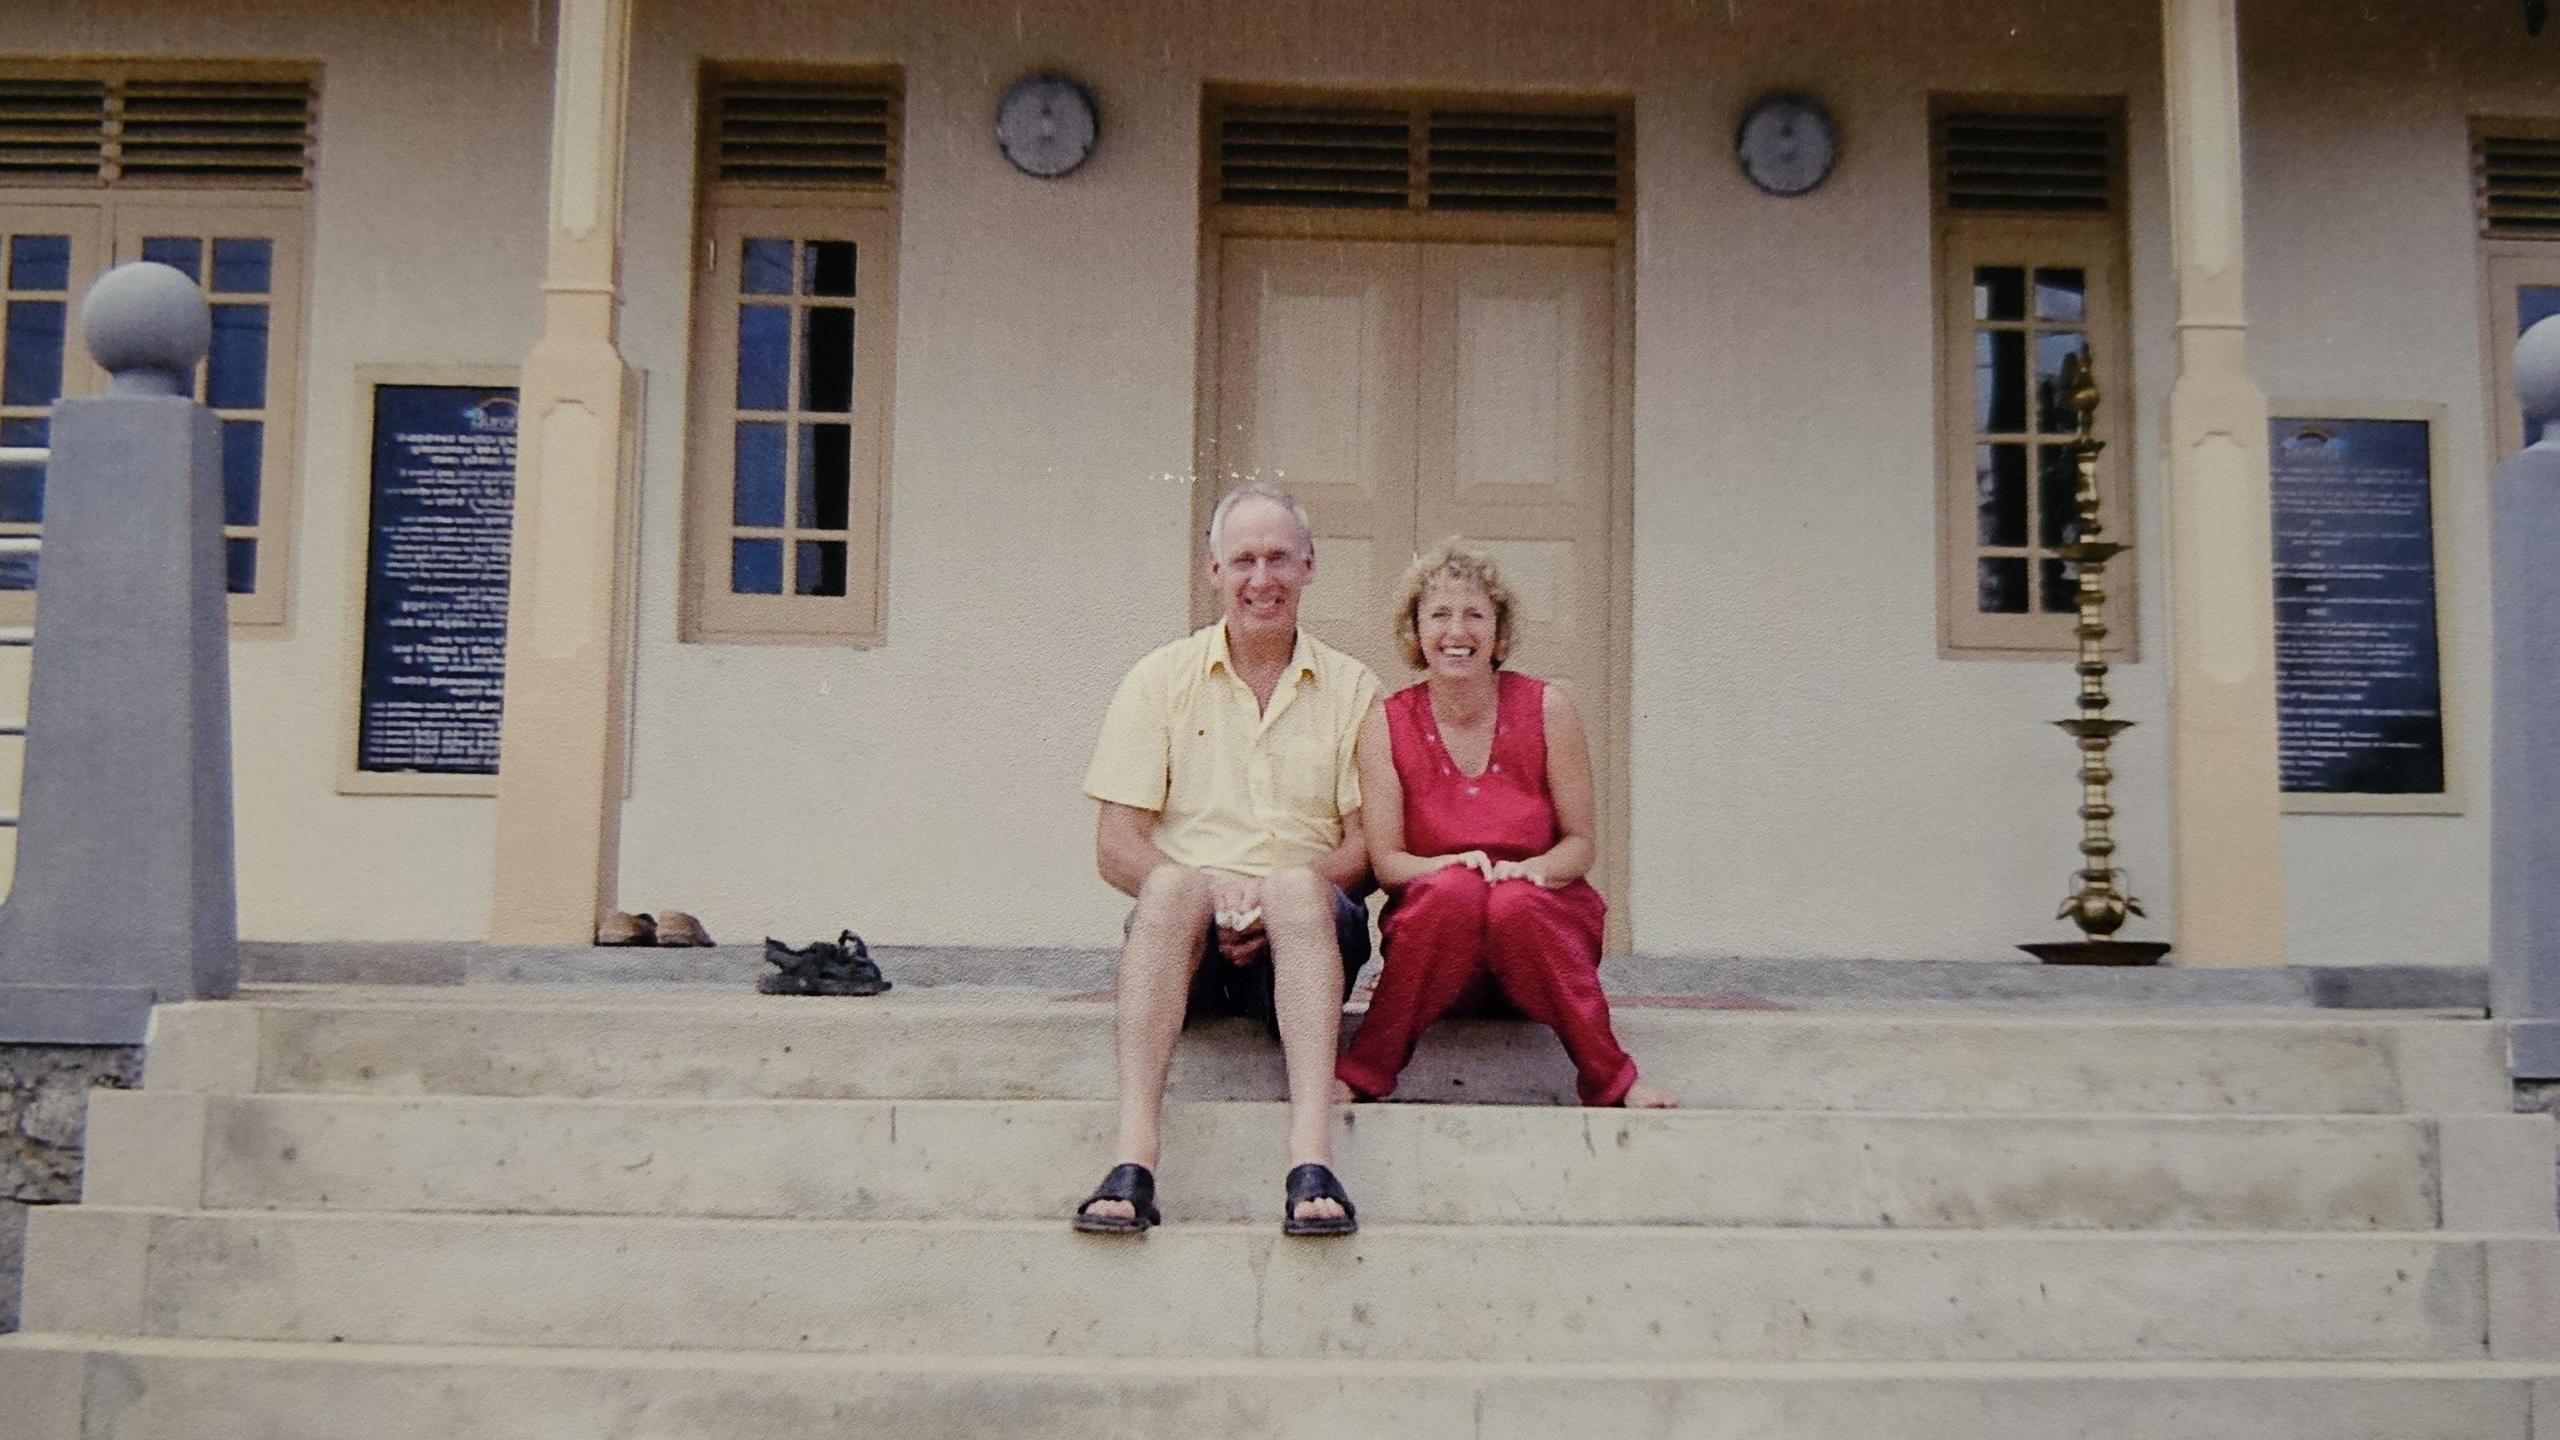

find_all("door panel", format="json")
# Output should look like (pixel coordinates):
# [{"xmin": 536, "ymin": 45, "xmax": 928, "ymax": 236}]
[
  {"xmin": 1415, "ymin": 245, "xmax": 1616, "ymax": 879},
  {"xmin": 1212, "ymin": 238, "xmax": 1419, "ymax": 685}
]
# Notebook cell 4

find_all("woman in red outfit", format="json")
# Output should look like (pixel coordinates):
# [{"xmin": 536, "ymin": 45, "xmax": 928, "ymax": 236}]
[{"xmin": 1334, "ymin": 542, "xmax": 1676, "ymax": 1109}]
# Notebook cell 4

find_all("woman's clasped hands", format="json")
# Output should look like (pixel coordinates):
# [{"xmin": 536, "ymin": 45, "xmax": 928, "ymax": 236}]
[{"xmin": 1429, "ymin": 849, "xmax": 1564, "ymax": 888}]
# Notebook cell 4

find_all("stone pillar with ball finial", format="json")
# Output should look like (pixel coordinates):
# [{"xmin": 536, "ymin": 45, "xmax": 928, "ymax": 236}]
[
  {"xmin": 0, "ymin": 261, "xmax": 238, "ymax": 1044},
  {"xmin": 2491, "ymin": 314, "xmax": 2560, "ymax": 1080}
]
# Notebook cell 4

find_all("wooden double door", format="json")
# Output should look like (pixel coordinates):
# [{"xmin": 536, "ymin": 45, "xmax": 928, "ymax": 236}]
[{"xmin": 1199, "ymin": 235, "xmax": 1627, "ymax": 925}]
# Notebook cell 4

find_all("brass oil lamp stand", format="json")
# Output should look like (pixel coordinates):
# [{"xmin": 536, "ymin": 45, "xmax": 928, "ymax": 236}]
[{"xmin": 2020, "ymin": 352, "xmax": 2171, "ymax": 967}]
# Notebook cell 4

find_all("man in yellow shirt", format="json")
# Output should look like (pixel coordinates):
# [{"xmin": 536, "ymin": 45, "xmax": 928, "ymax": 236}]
[{"xmin": 1074, "ymin": 484, "xmax": 1380, "ymax": 1238}]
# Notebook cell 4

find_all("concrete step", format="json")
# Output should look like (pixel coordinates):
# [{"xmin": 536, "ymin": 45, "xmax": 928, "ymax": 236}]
[
  {"xmin": 139, "ymin": 988, "xmax": 2513, "ymax": 1114},
  {"xmin": 5, "ymin": 1338, "xmax": 2557, "ymax": 1440},
  {"xmin": 77, "ymin": 1090, "xmax": 2560, "ymax": 1232},
  {"xmin": 23, "ymin": 1207, "xmax": 2558, "ymax": 1363}
]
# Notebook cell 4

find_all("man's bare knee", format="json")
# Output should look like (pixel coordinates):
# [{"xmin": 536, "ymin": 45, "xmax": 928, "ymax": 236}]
[
  {"xmin": 1132, "ymin": 866, "xmax": 1213, "ymax": 928},
  {"xmin": 1260, "ymin": 866, "xmax": 1332, "ymax": 926}
]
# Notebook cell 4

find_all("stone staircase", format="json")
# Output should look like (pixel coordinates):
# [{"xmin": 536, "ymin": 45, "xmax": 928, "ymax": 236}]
[{"xmin": 5, "ymin": 979, "xmax": 2559, "ymax": 1438}]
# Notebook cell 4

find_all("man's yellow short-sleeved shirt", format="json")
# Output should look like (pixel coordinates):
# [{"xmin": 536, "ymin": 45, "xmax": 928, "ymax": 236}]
[{"xmin": 1084, "ymin": 623, "xmax": 1380, "ymax": 877}]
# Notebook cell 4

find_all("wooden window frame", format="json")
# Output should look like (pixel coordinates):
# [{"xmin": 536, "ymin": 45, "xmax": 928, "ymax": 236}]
[
  {"xmin": 680, "ymin": 65, "xmax": 900, "ymax": 647},
  {"xmin": 0, "ymin": 58, "xmax": 314, "ymax": 630},
  {"xmin": 1931, "ymin": 102, "xmax": 2137, "ymax": 660},
  {"xmin": 680, "ymin": 195, "xmax": 896, "ymax": 645},
  {"xmin": 2474, "ymin": 119, "xmax": 2560, "ymax": 466},
  {"xmin": 0, "ymin": 188, "xmax": 310, "ymax": 629}
]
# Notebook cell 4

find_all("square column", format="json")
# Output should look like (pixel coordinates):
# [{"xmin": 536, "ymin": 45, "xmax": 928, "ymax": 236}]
[
  {"xmin": 489, "ymin": 0, "xmax": 642, "ymax": 942},
  {"xmin": 2158, "ymin": 0, "xmax": 2286, "ymax": 967}
]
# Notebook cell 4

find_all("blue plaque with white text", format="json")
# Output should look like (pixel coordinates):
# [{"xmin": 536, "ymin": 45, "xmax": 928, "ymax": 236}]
[
  {"xmin": 357, "ymin": 385, "xmax": 517, "ymax": 775},
  {"xmin": 2267, "ymin": 416, "xmax": 2445, "ymax": 796}
]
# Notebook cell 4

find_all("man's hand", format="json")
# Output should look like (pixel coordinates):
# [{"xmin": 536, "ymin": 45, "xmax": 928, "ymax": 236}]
[{"xmin": 1209, "ymin": 873, "xmax": 1267, "ymax": 965}]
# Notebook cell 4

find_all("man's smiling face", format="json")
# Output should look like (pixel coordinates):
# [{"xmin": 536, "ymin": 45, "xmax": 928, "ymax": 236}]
[{"xmin": 1209, "ymin": 495, "xmax": 1314, "ymax": 645}]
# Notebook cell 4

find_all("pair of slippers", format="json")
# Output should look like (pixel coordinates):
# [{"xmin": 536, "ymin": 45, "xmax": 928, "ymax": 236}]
[
  {"xmin": 757, "ymin": 930, "xmax": 892, "ymax": 996},
  {"xmin": 1071, "ymin": 1161, "xmax": 1357, "ymax": 1237},
  {"xmin": 596, "ymin": 911, "xmax": 713, "ymax": 947}
]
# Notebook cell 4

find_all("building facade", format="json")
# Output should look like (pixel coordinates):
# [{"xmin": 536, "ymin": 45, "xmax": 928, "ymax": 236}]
[{"xmin": 1, "ymin": 0, "xmax": 2550, "ymax": 965}]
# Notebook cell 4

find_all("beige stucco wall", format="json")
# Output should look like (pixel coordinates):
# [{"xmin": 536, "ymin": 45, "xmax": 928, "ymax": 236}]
[{"xmin": 5, "ymin": 0, "xmax": 2546, "ymax": 962}]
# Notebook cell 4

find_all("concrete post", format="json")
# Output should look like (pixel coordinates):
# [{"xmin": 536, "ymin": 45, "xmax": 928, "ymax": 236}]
[
  {"xmin": 2491, "ymin": 316, "xmax": 2560, "ymax": 1080},
  {"xmin": 488, "ymin": 0, "xmax": 642, "ymax": 942},
  {"xmin": 2159, "ymin": 0, "xmax": 2288, "ymax": 967},
  {"xmin": 0, "ymin": 262, "xmax": 237, "ymax": 1044}
]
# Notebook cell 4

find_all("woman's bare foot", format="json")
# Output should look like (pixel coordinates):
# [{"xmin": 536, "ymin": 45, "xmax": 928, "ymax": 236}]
[
  {"xmin": 1330, "ymin": 1078, "xmax": 1357, "ymax": 1103},
  {"xmin": 1622, "ymin": 1081, "xmax": 1679, "ymax": 1109}
]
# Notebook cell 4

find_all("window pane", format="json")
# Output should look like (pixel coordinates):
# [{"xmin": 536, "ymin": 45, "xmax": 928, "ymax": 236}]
[
  {"xmin": 802, "ymin": 307, "xmax": 854, "ymax": 412},
  {"xmin": 207, "ymin": 305, "xmax": 269, "ymax": 409},
  {"xmin": 737, "ymin": 305, "xmax": 791, "ymax": 411},
  {"xmin": 2036, "ymin": 331, "xmax": 2087, "ymax": 434},
  {"xmin": 221, "ymin": 420, "xmax": 263, "ymax": 526},
  {"xmin": 2038, "ymin": 444, "xmax": 2082, "ymax": 548},
  {"xmin": 225, "ymin": 537, "xmax": 257, "ymax": 595},
  {"xmin": 2520, "ymin": 286, "xmax": 2560, "ymax": 443},
  {"xmin": 141, "ymin": 236, "xmax": 202, "ymax": 282},
  {"xmin": 0, "ymin": 417, "xmax": 43, "ymax": 523},
  {"xmin": 2034, "ymin": 268, "xmax": 2085, "ymax": 322},
  {"xmin": 0, "ymin": 547, "xmax": 37, "ymax": 590},
  {"xmin": 799, "ymin": 422, "xmax": 851, "ymax": 529},
  {"xmin": 1977, "ymin": 557, "xmax": 2029, "ymax": 614},
  {"xmin": 732, "ymin": 422, "xmax": 786, "ymax": 527},
  {"xmin": 3, "ymin": 300, "xmax": 66, "ymax": 407},
  {"xmin": 211, "ymin": 238, "xmax": 273, "ymax": 295},
  {"xmin": 8, "ymin": 235, "xmax": 70, "ymax": 292},
  {"xmin": 2040, "ymin": 557, "xmax": 2079, "ymax": 614},
  {"xmin": 731, "ymin": 537, "xmax": 783, "ymax": 595},
  {"xmin": 795, "ymin": 539, "xmax": 847, "ymax": 597},
  {"xmin": 741, "ymin": 239, "xmax": 793, "ymax": 296},
  {"xmin": 1974, "ymin": 330, "xmax": 2024, "ymax": 434},
  {"xmin": 1973, "ymin": 267, "xmax": 2024, "ymax": 322},
  {"xmin": 804, "ymin": 242, "xmax": 856, "ymax": 297},
  {"xmin": 1975, "ymin": 444, "xmax": 2026, "ymax": 547}
]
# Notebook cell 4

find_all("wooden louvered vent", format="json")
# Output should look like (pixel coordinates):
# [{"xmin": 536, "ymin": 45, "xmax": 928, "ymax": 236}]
[
  {"xmin": 2477, "ymin": 133, "xmax": 2560, "ymax": 239},
  {"xmin": 0, "ymin": 74, "xmax": 313, "ymax": 188},
  {"xmin": 1938, "ymin": 113, "xmax": 2113, "ymax": 215},
  {"xmin": 708, "ymin": 75, "xmax": 899, "ymax": 190},
  {"xmin": 0, "ymin": 79, "xmax": 110, "ymax": 184},
  {"xmin": 1215, "ymin": 97, "xmax": 1623, "ymax": 215}
]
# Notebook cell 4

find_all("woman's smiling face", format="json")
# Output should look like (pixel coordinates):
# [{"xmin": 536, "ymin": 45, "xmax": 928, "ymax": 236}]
[{"xmin": 1415, "ymin": 577, "xmax": 1498, "ymax": 678}]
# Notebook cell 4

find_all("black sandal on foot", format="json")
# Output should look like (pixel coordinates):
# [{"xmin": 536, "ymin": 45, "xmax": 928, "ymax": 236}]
[
  {"xmin": 1072, "ymin": 1163, "xmax": 1161, "ymax": 1235},
  {"xmin": 1282, "ymin": 1162, "xmax": 1358, "ymax": 1237}
]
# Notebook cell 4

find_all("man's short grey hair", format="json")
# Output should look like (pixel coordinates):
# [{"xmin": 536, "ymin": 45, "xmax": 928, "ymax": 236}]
[{"xmin": 1206, "ymin": 482, "xmax": 1315, "ymax": 559}]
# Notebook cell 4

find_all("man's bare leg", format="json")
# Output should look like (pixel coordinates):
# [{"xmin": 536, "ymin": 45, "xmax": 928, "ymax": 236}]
[
  {"xmin": 1263, "ymin": 866, "xmax": 1349, "ymax": 1224},
  {"xmin": 1084, "ymin": 865, "xmax": 1211, "ymax": 1224}
]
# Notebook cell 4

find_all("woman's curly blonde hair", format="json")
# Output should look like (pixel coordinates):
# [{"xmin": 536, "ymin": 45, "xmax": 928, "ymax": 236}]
[{"xmin": 1393, "ymin": 539, "xmax": 1518, "ymax": 671}]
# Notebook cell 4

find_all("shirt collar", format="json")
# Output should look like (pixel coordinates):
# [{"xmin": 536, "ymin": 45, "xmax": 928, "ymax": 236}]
[{"xmin": 1207, "ymin": 622, "xmax": 1320, "ymax": 684}]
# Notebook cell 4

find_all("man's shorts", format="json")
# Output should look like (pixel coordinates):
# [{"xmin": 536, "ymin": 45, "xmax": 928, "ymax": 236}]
[{"xmin": 1126, "ymin": 882, "xmax": 1371, "ymax": 1040}]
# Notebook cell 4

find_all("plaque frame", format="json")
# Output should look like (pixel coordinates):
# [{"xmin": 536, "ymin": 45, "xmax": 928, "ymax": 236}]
[
  {"xmin": 2267, "ymin": 399, "xmax": 2462, "ymax": 817},
  {"xmin": 337, "ymin": 364, "xmax": 520, "ymax": 797}
]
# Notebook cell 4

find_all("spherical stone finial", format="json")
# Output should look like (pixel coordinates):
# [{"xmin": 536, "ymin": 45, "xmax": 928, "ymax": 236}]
[
  {"xmin": 2520, "ymin": 315, "xmax": 2560, "ymax": 440},
  {"xmin": 80, "ymin": 262, "xmax": 210, "ymax": 398}
]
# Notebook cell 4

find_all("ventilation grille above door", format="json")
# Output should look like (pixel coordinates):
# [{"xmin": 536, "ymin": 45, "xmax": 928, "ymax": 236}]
[
  {"xmin": 1213, "ymin": 95, "xmax": 1624, "ymax": 215},
  {"xmin": 0, "ymin": 72, "xmax": 315, "ymax": 188},
  {"xmin": 1937, "ymin": 112, "xmax": 2114, "ymax": 214},
  {"xmin": 705, "ymin": 73, "xmax": 900, "ymax": 190},
  {"xmin": 2477, "ymin": 132, "xmax": 2560, "ymax": 239},
  {"xmin": 1426, "ymin": 110, "xmax": 1622, "ymax": 213}
]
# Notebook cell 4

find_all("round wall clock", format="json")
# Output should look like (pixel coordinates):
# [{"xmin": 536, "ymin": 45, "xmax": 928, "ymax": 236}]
[
  {"xmin": 1735, "ymin": 93, "xmax": 1838, "ymax": 197},
  {"xmin": 996, "ymin": 73, "xmax": 1099, "ymax": 179}
]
